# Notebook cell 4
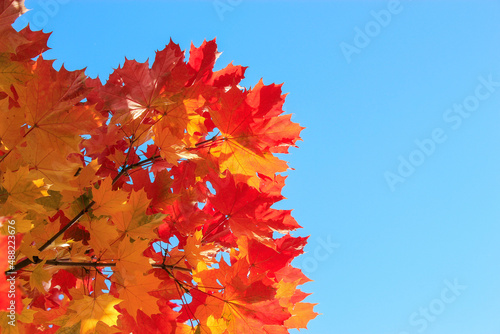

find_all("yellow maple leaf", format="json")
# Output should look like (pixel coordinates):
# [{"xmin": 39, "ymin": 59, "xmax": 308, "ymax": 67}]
[
  {"xmin": 111, "ymin": 188, "xmax": 164, "ymax": 240},
  {"xmin": 283, "ymin": 302, "xmax": 318, "ymax": 330},
  {"xmin": 206, "ymin": 315, "xmax": 228, "ymax": 334},
  {"xmin": 92, "ymin": 178, "xmax": 129, "ymax": 217},
  {"xmin": 275, "ymin": 279, "xmax": 300, "ymax": 305},
  {"xmin": 17, "ymin": 233, "xmax": 39, "ymax": 262},
  {"xmin": 29, "ymin": 261, "xmax": 51, "ymax": 293},
  {"xmin": 213, "ymin": 139, "xmax": 288, "ymax": 188},
  {"xmin": 153, "ymin": 124, "xmax": 197, "ymax": 164},
  {"xmin": 65, "ymin": 293, "xmax": 122, "ymax": 334},
  {"xmin": 0, "ymin": 166, "xmax": 46, "ymax": 214}
]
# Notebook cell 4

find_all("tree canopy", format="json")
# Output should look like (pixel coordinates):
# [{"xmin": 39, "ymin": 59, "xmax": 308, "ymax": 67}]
[{"xmin": 0, "ymin": 1, "xmax": 317, "ymax": 332}]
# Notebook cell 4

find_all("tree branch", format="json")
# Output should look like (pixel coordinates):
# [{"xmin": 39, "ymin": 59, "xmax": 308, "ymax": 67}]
[{"xmin": 5, "ymin": 258, "xmax": 191, "ymax": 275}]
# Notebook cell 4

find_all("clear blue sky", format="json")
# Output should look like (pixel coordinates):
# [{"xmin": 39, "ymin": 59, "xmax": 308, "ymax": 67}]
[{"xmin": 14, "ymin": 1, "xmax": 500, "ymax": 333}]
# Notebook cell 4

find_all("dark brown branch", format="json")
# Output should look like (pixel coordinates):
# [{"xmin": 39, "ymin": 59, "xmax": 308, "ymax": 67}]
[
  {"xmin": 151, "ymin": 263, "xmax": 191, "ymax": 272},
  {"xmin": 45, "ymin": 260, "xmax": 116, "ymax": 267},
  {"xmin": 5, "ymin": 259, "xmax": 191, "ymax": 275}
]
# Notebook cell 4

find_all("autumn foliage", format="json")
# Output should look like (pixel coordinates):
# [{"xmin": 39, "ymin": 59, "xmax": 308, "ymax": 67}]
[{"xmin": 0, "ymin": 1, "xmax": 317, "ymax": 333}]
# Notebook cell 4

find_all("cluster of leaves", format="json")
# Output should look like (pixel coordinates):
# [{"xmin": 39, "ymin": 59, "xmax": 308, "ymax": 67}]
[{"xmin": 0, "ymin": 1, "xmax": 317, "ymax": 333}]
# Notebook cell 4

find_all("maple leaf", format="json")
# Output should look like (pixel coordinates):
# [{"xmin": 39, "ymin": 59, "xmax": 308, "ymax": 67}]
[
  {"xmin": 50, "ymin": 269, "xmax": 77, "ymax": 296},
  {"xmin": 110, "ymin": 188, "xmax": 166, "ymax": 240},
  {"xmin": 203, "ymin": 171, "xmax": 293, "ymax": 247},
  {"xmin": 0, "ymin": 166, "xmax": 46, "ymax": 214},
  {"xmin": 205, "ymin": 82, "xmax": 303, "ymax": 187},
  {"xmin": 29, "ymin": 261, "xmax": 51, "ymax": 293},
  {"xmin": 243, "ymin": 234, "xmax": 308, "ymax": 274},
  {"xmin": 284, "ymin": 302, "xmax": 319, "ymax": 329},
  {"xmin": 112, "ymin": 238, "xmax": 151, "ymax": 281},
  {"xmin": 155, "ymin": 123, "xmax": 202, "ymax": 165},
  {"xmin": 117, "ymin": 273, "xmax": 162, "ymax": 317},
  {"xmin": 187, "ymin": 39, "xmax": 219, "ymax": 82},
  {"xmin": 0, "ymin": 0, "xmax": 27, "ymax": 26},
  {"xmin": 4, "ymin": 57, "xmax": 104, "ymax": 190},
  {"xmin": 80, "ymin": 217, "xmax": 120, "ymax": 255},
  {"xmin": 11, "ymin": 26, "xmax": 50, "ymax": 62},
  {"xmin": 91, "ymin": 177, "xmax": 129, "ymax": 217},
  {"xmin": 63, "ymin": 292, "xmax": 122, "ymax": 334}
]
